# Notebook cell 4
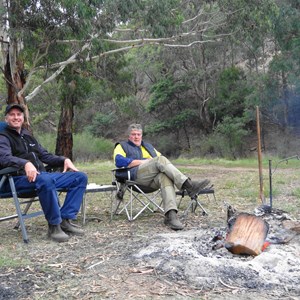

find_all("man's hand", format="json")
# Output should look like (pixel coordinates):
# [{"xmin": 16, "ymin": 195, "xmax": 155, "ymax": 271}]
[
  {"xmin": 24, "ymin": 162, "xmax": 40, "ymax": 182},
  {"xmin": 129, "ymin": 158, "xmax": 151, "ymax": 168},
  {"xmin": 63, "ymin": 158, "xmax": 79, "ymax": 172}
]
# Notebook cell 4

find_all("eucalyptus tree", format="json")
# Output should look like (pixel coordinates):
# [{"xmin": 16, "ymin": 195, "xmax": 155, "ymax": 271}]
[
  {"xmin": 0, "ymin": 0, "xmax": 235, "ymax": 156},
  {"xmin": 264, "ymin": 0, "xmax": 300, "ymax": 129},
  {"xmin": 0, "ymin": 0, "xmax": 182, "ymax": 155},
  {"xmin": 119, "ymin": 1, "xmax": 235, "ymax": 153}
]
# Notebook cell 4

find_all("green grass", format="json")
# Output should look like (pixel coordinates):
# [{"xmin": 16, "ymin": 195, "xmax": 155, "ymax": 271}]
[
  {"xmin": 291, "ymin": 187, "xmax": 300, "ymax": 198},
  {"xmin": 0, "ymin": 248, "xmax": 31, "ymax": 267},
  {"xmin": 76, "ymin": 160, "xmax": 115, "ymax": 185},
  {"xmin": 174, "ymin": 156, "xmax": 300, "ymax": 169}
]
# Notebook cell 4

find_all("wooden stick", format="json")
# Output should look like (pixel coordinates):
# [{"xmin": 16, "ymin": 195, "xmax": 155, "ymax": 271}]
[{"xmin": 256, "ymin": 106, "xmax": 265, "ymax": 204}]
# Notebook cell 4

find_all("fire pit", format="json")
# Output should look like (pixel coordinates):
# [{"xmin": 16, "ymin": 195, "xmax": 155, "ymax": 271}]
[{"xmin": 131, "ymin": 210, "xmax": 300, "ymax": 298}]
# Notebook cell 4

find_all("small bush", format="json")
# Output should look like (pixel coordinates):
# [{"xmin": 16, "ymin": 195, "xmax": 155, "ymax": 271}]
[
  {"xmin": 152, "ymin": 134, "xmax": 181, "ymax": 158},
  {"xmin": 36, "ymin": 133, "xmax": 56, "ymax": 153},
  {"xmin": 36, "ymin": 132, "xmax": 114, "ymax": 161},
  {"xmin": 73, "ymin": 132, "xmax": 114, "ymax": 161}
]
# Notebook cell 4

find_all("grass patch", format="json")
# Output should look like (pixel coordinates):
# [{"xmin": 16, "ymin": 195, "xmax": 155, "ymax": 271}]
[
  {"xmin": 291, "ymin": 188, "xmax": 300, "ymax": 198},
  {"xmin": 0, "ymin": 249, "xmax": 31, "ymax": 267},
  {"xmin": 174, "ymin": 156, "xmax": 300, "ymax": 169}
]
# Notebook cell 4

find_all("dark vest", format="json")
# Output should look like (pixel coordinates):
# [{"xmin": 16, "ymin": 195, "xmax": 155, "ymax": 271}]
[
  {"xmin": 115, "ymin": 140, "xmax": 157, "ymax": 180},
  {"xmin": 0, "ymin": 128, "xmax": 46, "ymax": 173},
  {"xmin": 118, "ymin": 140, "xmax": 157, "ymax": 159}
]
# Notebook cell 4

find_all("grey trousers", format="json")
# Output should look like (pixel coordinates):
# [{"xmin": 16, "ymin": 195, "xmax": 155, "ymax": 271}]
[{"xmin": 135, "ymin": 156, "xmax": 188, "ymax": 213}]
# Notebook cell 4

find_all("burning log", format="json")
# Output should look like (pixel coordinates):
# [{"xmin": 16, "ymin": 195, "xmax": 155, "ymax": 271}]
[{"xmin": 225, "ymin": 213, "xmax": 269, "ymax": 256}]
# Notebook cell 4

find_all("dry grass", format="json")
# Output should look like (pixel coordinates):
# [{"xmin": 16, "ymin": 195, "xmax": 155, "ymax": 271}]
[{"xmin": 0, "ymin": 159, "xmax": 299, "ymax": 299}]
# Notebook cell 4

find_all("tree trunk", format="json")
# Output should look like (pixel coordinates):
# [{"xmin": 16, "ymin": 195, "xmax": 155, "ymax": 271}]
[
  {"xmin": 55, "ymin": 96, "xmax": 74, "ymax": 160},
  {"xmin": 0, "ymin": 1, "xmax": 30, "ymax": 129}
]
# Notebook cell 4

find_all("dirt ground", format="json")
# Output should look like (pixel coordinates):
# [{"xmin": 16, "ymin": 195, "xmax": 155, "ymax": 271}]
[{"xmin": 0, "ymin": 164, "xmax": 299, "ymax": 300}]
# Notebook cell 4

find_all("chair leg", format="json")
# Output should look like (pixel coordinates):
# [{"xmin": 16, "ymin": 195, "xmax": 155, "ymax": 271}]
[
  {"xmin": 14, "ymin": 199, "xmax": 35, "ymax": 229},
  {"xmin": 183, "ymin": 196, "xmax": 208, "ymax": 218},
  {"xmin": 9, "ymin": 176, "xmax": 29, "ymax": 243},
  {"xmin": 111, "ymin": 184, "xmax": 163, "ymax": 221}
]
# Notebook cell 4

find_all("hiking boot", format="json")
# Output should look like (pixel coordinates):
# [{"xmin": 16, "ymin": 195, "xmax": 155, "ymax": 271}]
[
  {"xmin": 48, "ymin": 224, "xmax": 70, "ymax": 242},
  {"xmin": 182, "ymin": 179, "xmax": 210, "ymax": 198},
  {"xmin": 61, "ymin": 219, "xmax": 84, "ymax": 236},
  {"xmin": 164, "ymin": 209, "xmax": 184, "ymax": 230}
]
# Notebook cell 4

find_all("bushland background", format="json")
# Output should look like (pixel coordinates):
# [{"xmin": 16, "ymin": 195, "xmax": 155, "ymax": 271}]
[
  {"xmin": 1, "ymin": 0, "xmax": 300, "ymax": 162},
  {"xmin": 1, "ymin": 2, "xmax": 300, "ymax": 299}
]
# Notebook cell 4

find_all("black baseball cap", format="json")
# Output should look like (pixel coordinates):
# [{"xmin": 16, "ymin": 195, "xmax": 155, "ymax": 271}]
[{"xmin": 4, "ymin": 104, "xmax": 25, "ymax": 115}]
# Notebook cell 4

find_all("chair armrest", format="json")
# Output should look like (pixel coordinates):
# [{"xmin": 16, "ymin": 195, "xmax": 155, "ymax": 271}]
[
  {"xmin": 0, "ymin": 167, "xmax": 22, "ymax": 176},
  {"xmin": 112, "ymin": 167, "xmax": 132, "ymax": 183},
  {"xmin": 0, "ymin": 165, "xmax": 61, "ymax": 176}
]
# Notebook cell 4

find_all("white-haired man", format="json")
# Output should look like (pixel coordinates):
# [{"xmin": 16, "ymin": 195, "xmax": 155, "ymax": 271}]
[{"xmin": 113, "ymin": 123, "xmax": 210, "ymax": 230}]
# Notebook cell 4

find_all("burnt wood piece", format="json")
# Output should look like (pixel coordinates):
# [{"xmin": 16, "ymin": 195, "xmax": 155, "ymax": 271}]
[{"xmin": 225, "ymin": 213, "xmax": 269, "ymax": 256}]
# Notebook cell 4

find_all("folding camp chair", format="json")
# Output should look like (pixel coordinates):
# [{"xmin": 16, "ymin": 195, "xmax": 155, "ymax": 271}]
[
  {"xmin": 0, "ymin": 166, "xmax": 44, "ymax": 243},
  {"xmin": 111, "ymin": 168, "xmax": 164, "ymax": 221},
  {"xmin": 0, "ymin": 165, "xmax": 68, "ymax": 243},
  {"xmin": 0, "ymin": 122, "xmax": 66, "ymax": 243},
  {"xmin": 176, "ymin": 184, "xmax": 216, "ymax": 217}
]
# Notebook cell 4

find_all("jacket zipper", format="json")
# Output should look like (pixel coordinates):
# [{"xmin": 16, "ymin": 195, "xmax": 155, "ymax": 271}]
[{"xmin": 21, "ymin": 135, "xmax": 40, "ymax": 172}]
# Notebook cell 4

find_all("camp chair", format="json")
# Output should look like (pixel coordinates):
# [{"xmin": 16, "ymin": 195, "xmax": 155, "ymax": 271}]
[
  {"xmin": 0, "ymin": 166, "xmax": 44, "ymax": 243},
  {"xmin": 176, "ymin": 184, "xmax": 216, "ymax": 217},
  {"xmin": 0, "ymin": 122, "xmax": 65, "ymax": 243},
  {"xmin": 0, "ymin": 121, "xmax": 40, "ymax": 242},
  {"xmin": 0, "ymin": 166, "xmax": 67, "ymax": 243},
  {"xmin": 111, "ymin": 168, "xmax": 164, "ymax": 221}
]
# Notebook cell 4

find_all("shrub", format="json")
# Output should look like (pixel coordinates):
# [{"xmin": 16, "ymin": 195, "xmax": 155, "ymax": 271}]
[
  {"xmin": 36, "ymin": 133, "xmax": 56, "ymax": 153},
  {"xmin": 73, "ymin": 132, "xmax": 114, "ymax": 161},
  {"xmin": 36, "ymin": 132, "xmax": 114, "ymax": 162}
]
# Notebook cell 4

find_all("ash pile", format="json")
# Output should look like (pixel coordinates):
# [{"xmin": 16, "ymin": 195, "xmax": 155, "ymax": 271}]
[{"xmin": 130, "ymin": 207, "xmax": 300, "ymax": 298}]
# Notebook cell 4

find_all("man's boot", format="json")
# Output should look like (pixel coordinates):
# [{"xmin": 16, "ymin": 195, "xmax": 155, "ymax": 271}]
[
  {"xmin": 116, "ymin": 183, "xmax": 126, "ymax": 200},
  {"xmin": 164, "ymin": 210, "xmax": 184, "ymax": 230},
  {"xmin": 48, "ymin": 224, "xmax": 70, "ymax": 242},
  {"xmin": 182, "ymin": 178, "xmax": 210, "ymax": 198},
  {"xmin": 61, "ymin": 219, "xmax": 84, "ymax": 236}
]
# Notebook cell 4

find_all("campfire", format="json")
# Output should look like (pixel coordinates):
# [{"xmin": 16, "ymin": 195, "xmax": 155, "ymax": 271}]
[
  {"xmin": 131, "ymin": 206, "xmax": 300, "ymax": 297},
  {"xmin": 211, "ymin": 204, "xmax": 299, "ymax": 256}
]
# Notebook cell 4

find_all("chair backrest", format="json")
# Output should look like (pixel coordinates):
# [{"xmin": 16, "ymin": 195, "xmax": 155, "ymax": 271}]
[{"xmin": 0, "ymin": 121, "xmax": 7, "ymax": 132}]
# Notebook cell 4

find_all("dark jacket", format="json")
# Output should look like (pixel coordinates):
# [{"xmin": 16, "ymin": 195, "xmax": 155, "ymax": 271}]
[{"xmin": 0, "ymin": 126, "xmax": 65, "ymax": 174}]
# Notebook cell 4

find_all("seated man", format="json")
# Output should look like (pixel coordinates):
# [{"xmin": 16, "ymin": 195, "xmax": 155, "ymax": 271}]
[
  {"xmin": 113, "ymin": 123, "xmax": 210, "ymax": 230},
  {"xmin": 0, "ymin": 103, "xmax": 88, "ymax": 242}
]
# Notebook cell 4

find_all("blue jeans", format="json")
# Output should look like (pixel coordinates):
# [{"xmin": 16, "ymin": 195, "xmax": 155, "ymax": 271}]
[{"xmin": 5, "ymin": 171, "xmax": 88, "ymax": 225}]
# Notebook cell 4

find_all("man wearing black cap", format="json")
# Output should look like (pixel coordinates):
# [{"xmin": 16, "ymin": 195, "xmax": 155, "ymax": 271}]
[{"xmin": 0, "ymin": 103, "xmax": 88, "ymax": 242}]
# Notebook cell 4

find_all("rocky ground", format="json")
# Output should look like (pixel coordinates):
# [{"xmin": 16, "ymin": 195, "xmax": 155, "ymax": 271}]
[{"xmin": 0, "ymin": 164, "xmax": 299, "ymax": 300}]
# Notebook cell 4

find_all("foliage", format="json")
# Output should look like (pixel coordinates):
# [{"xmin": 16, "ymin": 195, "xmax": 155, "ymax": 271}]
[
  {"xmin": 214, "ymin": 116, "xmax": 249, "ymax": 158},
  {"xmin": 73, "ymin": 132, "xmax": 114, "ymax": 161},
  {"xmin": 1, "ymin": 0, "xmax": 300, "ymax": 159},
  {"xmin": 145, "ymin": 75, "xmax": 196, "ymax": 150},
  {"xmin": 261, "ymin": 0, "xmax": 300, "ymax": 129},
  {"xmin": 88, "ymin": 111, "xmax": 117, "ymax": 138},
  {"xmin": 36, "ymin": 131, "xmax": 114, "ymax": 161},
  {"xmin": 192, "ymin": 116, "xmax": 250, "ymax": 159},
  {"xmin": 211, "ymin": 66, "xmax": 252, "ymax": 121}
]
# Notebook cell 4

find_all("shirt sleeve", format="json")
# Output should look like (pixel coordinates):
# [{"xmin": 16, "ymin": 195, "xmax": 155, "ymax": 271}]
[
  {"xmin": 0, "ymin": 135, "xmax": 28, "ymax": 168},
  {"xmin": 37, "ymin": 143, "xmax": 66, "ymax": 166},
  {"xmin": 113, "ymin": 144, "xmax": 133, "ymax": 168}
]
